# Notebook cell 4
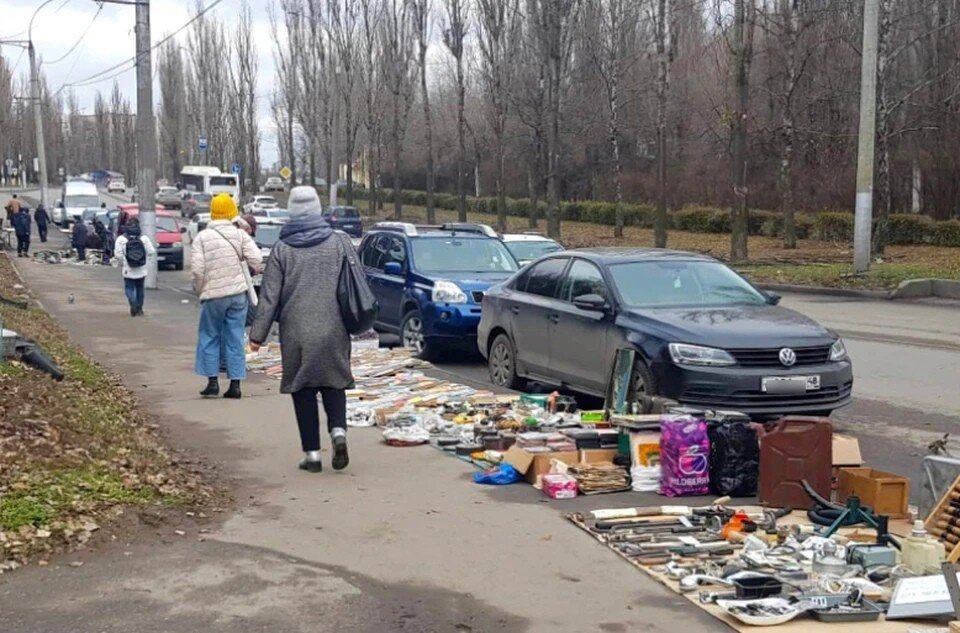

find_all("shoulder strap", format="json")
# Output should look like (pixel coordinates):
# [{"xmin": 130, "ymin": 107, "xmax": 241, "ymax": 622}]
[{"xmin": 212, "ymin": 226, "xmax": 245, "ymax": 263}]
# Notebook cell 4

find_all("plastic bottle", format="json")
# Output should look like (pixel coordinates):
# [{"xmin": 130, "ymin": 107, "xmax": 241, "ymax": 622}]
[{"xmin": 901, "ymin": 520, "xmax": 946, "ymax": 574}]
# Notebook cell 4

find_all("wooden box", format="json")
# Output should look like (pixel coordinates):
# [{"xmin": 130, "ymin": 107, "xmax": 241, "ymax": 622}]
[{"xmin": 838, "ymin": 467, "xmax": 910, "ymax": 518}]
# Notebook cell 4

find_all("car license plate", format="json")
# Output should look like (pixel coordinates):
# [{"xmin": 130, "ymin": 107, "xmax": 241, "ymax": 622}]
[
  {"xmin": 156, "ymin": 255, "xmax": 166, "ymax": 262},
  {"xmin": 761, "ymin": 375, "xmax": 821, "ymax": 394}
]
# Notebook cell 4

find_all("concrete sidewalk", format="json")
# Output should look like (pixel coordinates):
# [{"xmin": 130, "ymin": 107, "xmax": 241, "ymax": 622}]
[{"xmin": 0, "ymin": 254, "xmax": 717, "ymax": 632}]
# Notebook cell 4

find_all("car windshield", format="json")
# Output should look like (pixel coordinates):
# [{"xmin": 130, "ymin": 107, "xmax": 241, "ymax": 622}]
[
  {"xmin": 195, "ymin": 194, "xmax": 212, "ymax": 203},
  {"xmin": 505, "ymin": 240, "xmax": 562, "ymax": 261},
  {"xmin": 608, "ymin": 260, "xmax": 767, "ymax": 308},
  {"xmin": 328, "ymin": 207, "xmax": 359, "ymax": 218},
  {"xmin": 256, "ymin": 224, "xmax": 283, "ymax": 248},
  {"xmin": 268, "ymin": 209, "xmax": 289, "ymax": 218},
  {"xmin": 156, "ymin": 216, "xmax": 180, "ymax": 233},
  {"xmin": 411, "ymin": 237, "xmax": 519, "ymax": 274},
  {"xmin": 66, "ymin": 195, "xmax": 99, "ymax": 208}
]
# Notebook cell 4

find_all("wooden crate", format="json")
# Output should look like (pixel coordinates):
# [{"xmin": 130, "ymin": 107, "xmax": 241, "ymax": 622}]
[
  {"xmin": 924, "ymin": 473, "xmax": 960, "ymax": 562},
  {"xmin": 837, "ymin": 467, "xmax": 910, "ymax": 518}
]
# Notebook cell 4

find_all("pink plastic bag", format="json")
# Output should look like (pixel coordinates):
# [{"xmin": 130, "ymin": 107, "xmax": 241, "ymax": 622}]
[
  {"xmin": 659, "ymin": 415, "xmax": 710, "ymax": 497},
  {"xmin": 542, "ymin": 473, "xmax": 578, "ymax": 499}
]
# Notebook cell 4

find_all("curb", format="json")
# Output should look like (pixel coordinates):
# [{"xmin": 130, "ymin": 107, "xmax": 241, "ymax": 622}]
[
  {"xmin": 889, "ymin": 278, "xmax": 960, "ymax": 300},
  {"xmin": 754, "ymin": 282, "xmax": 891, "ymax": 300}
]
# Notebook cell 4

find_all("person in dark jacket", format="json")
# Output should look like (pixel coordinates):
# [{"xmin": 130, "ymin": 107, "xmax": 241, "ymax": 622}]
[
  {"xmin": 12, "ymin": 206, "xmax": 31, "ymax": 257},
  {"xmin": 72, "ymin": 219, "xmax": 88, "ymax": 262},
  {"xmin": 249, "ymin": 186, "xmax": 356, "ymax": 473},
  {"xmin": 34, "ymin": 205, "xmax": 50, "ymax": 242},
  {"xmin": 92, "ymin": 216, "xmax": 112, "ymax": 263}
]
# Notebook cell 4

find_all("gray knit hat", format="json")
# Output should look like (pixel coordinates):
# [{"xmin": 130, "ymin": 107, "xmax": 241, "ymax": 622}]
[{"xmin": 287, "ymin": 186, "xmax": 323, "ymax": 218}]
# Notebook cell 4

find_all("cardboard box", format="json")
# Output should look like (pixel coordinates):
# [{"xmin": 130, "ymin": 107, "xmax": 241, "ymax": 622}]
[
  {"xmin": 579, "ymin": 449, "xmax": 618, "ymax": 464},
  {"xmin": 504, "ymin": 445, "xmax": 580, "ymax": 485},
  {"xmin": 832, "ymin": 434, "xmax": 863, "ymax": 490},
  {"xmin": 838, "ymin": 467, "xmax": 910, "ymax": 518}
]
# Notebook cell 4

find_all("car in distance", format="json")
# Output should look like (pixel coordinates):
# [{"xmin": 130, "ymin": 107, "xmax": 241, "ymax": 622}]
[
  {"xmin": 263, "ymin": 176, "xmax": 285, "ymax": 192},
  {"xmin": 478, "ymin": 248, "xmax": 852, "ymax": 418},
  {"xmin": 500, "ymin": 233, "xmax": 563, "ymax": 266},
  {"xmin": 182, "ymin": 191, "xmax": 213, "ymax": 218},
  {"xmin": 106, "ymin": 177, "xmax": 126, "ymax": 193},
  {"xmin": 244, "ymin": 195, "xmax": 279, "ymax": 214},
  {"xmin": 156, "ymin": 186, "xmax": 182, "ymax": 210},
  {"xmin": 358, "ymin": 222, "xmax": 520, "ymax": 359},
  {"xmin": 322, "ymin": 205, "xmax": 363, "ymax": 237},
  {"xmin": 187, "ymin": 213, "xmax": 211, "ymax": 241},
  {"xmin": 117, "ymin": 204, "xmax": 186, "ymax": 270}
]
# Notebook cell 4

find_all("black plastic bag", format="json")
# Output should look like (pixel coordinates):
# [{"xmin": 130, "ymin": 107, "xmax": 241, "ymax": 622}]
[
  {"xmin": 708, "ymin": 421, "xmax": 759, "ymax": 497},
  {"xmin": 336, "ymin": 233, "xmax": 379, "ymax": 334}
]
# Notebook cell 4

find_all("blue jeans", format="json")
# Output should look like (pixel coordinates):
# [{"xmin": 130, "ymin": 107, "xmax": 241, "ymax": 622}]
[
  {"xmin": 195, "ymin": 293, "xmax": 248, "ymax": 380},
  {"xmin": 123, "ymin": 277, "xmax": 145, "ymax": 312}
]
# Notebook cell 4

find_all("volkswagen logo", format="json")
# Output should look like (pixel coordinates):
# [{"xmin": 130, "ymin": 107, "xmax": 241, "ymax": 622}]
[{"xmin": 779, "ymin": 347, "xmax": 797, "ymax": 367}]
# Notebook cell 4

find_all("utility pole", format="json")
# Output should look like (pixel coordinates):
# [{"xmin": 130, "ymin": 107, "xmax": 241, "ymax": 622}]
[
  {"xmin": 27, "ymin": 44, "xmax": 49, "ymax": 211},
  {"xmin": 853, "ymin": 0, "xmax": 880, "ymax": 274},
  {"xmin": 136, "ymin": 0, "xmax": 158, "ymax": 288}
]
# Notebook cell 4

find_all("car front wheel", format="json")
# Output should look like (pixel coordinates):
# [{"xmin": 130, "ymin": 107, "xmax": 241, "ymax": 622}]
[
  {"xmin": 488, "ymin": 333, "xmax": 526, "ymax": 391},
  {"xmin": 401, "ymin": 310, "xmax": 435, "ymax": 361},
  {"xmin": 631, "ymin": 358, "xmax": 659, "ymax": 405}
]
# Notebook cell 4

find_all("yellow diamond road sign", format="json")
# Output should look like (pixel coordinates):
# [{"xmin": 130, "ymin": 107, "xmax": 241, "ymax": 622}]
[{"xmin": 279, "ymin": 166, "xmax": 292, "ymax": 180}]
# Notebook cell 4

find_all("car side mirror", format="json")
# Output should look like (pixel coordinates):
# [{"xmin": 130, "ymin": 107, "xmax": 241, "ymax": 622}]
[
  {"xmin": 573, "ymin": 293, "xmax": 609, "ymax": 312},
  {"xmin": 384, "ymin": 261, "xmax": 403, "ymax": 275},
  {"xmin": 764, "ymin": 291, "xmax": 782, "ymax": 306}
]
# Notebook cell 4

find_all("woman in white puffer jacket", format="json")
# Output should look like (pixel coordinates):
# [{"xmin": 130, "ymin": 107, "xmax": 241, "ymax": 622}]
[{"xmin": 191, "ymin": 194, "xmax": 262, "ymax": 399}]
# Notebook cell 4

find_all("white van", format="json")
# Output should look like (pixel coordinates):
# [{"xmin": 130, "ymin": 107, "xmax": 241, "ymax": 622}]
[{"xmin": 56, "ymin": 181, "xmax": 101, "ymax": 225}]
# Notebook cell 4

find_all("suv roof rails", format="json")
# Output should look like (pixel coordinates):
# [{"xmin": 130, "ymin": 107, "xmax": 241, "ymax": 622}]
[
  {"xmin": 372, "ymin": 221, "xmax": 419, "ymax": 236},
  {"xmin": 439, "ymin": 222, "xmax": 498, "ymax": 238}
]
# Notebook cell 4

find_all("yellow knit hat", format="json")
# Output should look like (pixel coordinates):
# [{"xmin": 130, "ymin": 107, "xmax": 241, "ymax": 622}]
[{"xmin": 210, "ymin": 194, "xmax": 238, "ymax": 221}]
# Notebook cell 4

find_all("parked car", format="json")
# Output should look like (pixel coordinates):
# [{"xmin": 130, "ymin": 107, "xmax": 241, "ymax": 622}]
[
  {"xmin": 478, "ymin": 248, "xmax": 853, "ymax": 418},
  {"xmin": 187, "ymin": 213, "xmax": 211, "ymax": 241},
  {"xmin": 156, "ymin": 186, "xmax": 182, "ymax": 210},
  {"xmin": 358, "ymin": 222, "xmax": 519, "ymax": 359},
  {"xmin": 263, "ymin": 176, "xmax": 285, "ymax": 192},
  {"xmin": 117, "ymin": 204, "xmax": 185, "ymax": 270},
  {"xmin": 243, "ymin": 195, "xmax": 279, "ymax": 214},
  {"xmin": 259, "ymin": 208, "xmax": 290, "ymax": 222},
  {"xmin": 253, "ymin": 219, "xmax": 285, "ymax": 261},
  {"xmin": 106, "ymin": 177, "xmax": 126, "ymax": 193},
  {"xmin": 322, "ymin": 205, "xmax": 362, "ymax": 237},
  {"xmin": 182, "ymin": 191, "xmax": 213, "ymax": 218},
  {"xmin": 500, "ymin": 233, "xmax": 564, "ymax": 266}
]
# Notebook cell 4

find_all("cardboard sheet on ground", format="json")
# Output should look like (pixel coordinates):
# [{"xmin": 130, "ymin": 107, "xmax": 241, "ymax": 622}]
[{"xmin": 570, "ymin": 509, "xmax": 943, "ymax": 632}]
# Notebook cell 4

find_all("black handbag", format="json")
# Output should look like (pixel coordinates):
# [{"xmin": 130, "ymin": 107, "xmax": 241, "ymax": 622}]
[{"xmin": 336, "ymin": 233, "xmax": 379, "ymax": 334}]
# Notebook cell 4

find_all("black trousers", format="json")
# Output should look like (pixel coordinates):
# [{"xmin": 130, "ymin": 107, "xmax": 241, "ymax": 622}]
[
  {"xmin": 76, "ymin": 246, "xmax": 85, "ymax": 261},
  {"xmin": 291, "ymin": 388, "xmax": 347, "ymax": 452},
  {"xmin": 16, "ymin": 235, "xmax": 29, "ymax": 254},
  {"xmin": 38, "ymin": 225, "xmax": 47, "ymax": 242}
]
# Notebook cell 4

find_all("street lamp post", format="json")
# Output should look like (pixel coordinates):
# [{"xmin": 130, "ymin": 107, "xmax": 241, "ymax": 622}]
[
  {"xmin": 853, "ymin": 0, "xmax": 880, "ymax": 274},
  {"xmin": 27, "ymin": 0, "xmax": 56, "ymax": 212}
]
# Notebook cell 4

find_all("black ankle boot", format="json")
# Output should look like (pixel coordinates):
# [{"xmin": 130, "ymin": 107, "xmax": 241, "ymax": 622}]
[
  {"xmin": 223, "ymin": 380, "xmax": 242, "ymax": 399},
  {"xmin": 200, "ymin": 377, "xmax": 219, "ymax": 397}
]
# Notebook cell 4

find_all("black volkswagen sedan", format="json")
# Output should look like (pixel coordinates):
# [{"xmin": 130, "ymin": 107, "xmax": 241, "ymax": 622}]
[{"xmin": 477, "ymin": 248, "xmax": 853, "ymax": 417}]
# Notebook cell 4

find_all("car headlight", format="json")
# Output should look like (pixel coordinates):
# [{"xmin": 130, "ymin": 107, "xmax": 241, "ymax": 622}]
[
  {"xmin": 668, "ymin": 343, "xmax": 736, "ymax": 367},
  {"xmin": 829, "ymin": 338, "xmax": 848, "ymax": 361},
  {"xmin": 171, "ymin": 242, "xmax": 182, "ymax": 248},
  {"xmin": 432, "ymin": 280, "xmax": 467, "ymax": 304}
]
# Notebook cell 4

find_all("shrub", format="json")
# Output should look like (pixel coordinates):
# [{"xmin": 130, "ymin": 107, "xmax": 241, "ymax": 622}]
[
  {"xmin": 887, "ymin": 213, "xmax": 934, "ymax": 245},
  {"xmin": 815, "ymin": 211, "xmax": 854, "ymax": 242},
  {"xmin": 930, "ymin": 220, "xmax": 960, "ymax": 247},
  {"xmin": 760, "ymin": 213, "xmax": 815, "ymax": 240}
]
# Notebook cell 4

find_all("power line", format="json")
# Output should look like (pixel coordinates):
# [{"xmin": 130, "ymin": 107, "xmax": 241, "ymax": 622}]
[
  {"xmin": 44, "ymin": 4, "xmax": 102, "ymax": 65},
  {"xmin": 55, "ymin": 0, "xmax": 225, "ymax": 94}
]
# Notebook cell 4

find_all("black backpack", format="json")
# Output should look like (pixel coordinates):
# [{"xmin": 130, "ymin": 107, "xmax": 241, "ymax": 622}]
[{"xmin": 125, "ymin": 237, "xmax": 147, "ymax": 267}]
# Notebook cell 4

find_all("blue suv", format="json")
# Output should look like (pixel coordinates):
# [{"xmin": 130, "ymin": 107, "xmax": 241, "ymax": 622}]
[{"xmin": 357, "ymin": 222, "xmax": 520, "ymax": 359}]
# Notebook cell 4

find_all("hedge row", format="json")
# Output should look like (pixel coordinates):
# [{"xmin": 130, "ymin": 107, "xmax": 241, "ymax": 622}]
[{"xmin": 352, "ymin": 188, "xmax": 960, "ymax": 247}]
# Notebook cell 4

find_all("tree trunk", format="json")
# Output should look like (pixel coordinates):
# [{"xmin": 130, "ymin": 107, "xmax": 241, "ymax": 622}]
[
  {"xmin": 528, "ymin": 162, "xmax": 540, "ymax": 229},
  {"xmin": 729, "ymin": 0, "xmax": 753, "ymax": 263},
  {"xmin": 609, "ymin": 88, "xmax": 623, "ymax": 239},
  {"xmin": 456, "ymin": 52, "xmax": 467, "ymax": 222},
  {"xmin": 873, "ymin": 0, "xmax": 893, "ymax": 256},
  {"xmin": 421, "ymin": 44, "xmax": 436, "ymax": 224},
  {"xmin": 654, "ymin": 0, "xmax": 670, "ymax": 248},
  {"xmin": 496, "ymin": 121, "xmax": 506, "ymax": 232},
  {"xmin": 546, "ymin": 57, "xmax": 561, "ymax": 239}
]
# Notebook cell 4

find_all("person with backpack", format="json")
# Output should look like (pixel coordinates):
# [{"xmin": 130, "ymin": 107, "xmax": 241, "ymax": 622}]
[{"xmin": 113, "ymin": 219, "xmax": 155, "ymax": 316}]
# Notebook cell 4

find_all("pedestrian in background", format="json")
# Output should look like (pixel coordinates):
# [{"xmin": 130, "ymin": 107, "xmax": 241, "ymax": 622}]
[
  {"xmin": 250, "ymin": 186, "xmax": 354, "ymax": 473},
  {"xmin": 192, "ymin": 193, "xmax": 262, "ymax": 399},
  {"xmin": 11, "ymin": 205, "xmax": 31, "ymax": 257},
  {"xmin": 92, "ymin": 215, "xmax": 112, "ymax": 264},
  {"xmin": 113, "ymin": 219, "xmax": 155, "ymax": 317},
  {"xmin": 34, "ymin": 204, "xmax": 50, "ymax": 242},
  {"xmin": 4, "ymin": 193, "xmax": 21, "ymax": 229},
  {"xmin": 72, "ymin": 219, "xmax": 88, "ymax": 262}
]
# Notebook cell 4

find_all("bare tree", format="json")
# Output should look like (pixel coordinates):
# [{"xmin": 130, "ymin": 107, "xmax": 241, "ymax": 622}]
[
  {"xmin": 443, "ymin": 0, "xmax": 469, "ymax": 221},
  {"xmin": 359, "ymin": 0, "xmax": 385, "ymax": 215},
  {"xmin": 649, "ymin": 0, "xmax": 677, "ymax": 248},
  {"xmin": 158, "ymin": 41, "xmax": 189, "ymax": 182},
  {"xmin": 727, "ymin": 0, "xmax": 756, "ymax": 262},
  {"xmin": 381, "ymin": 0, "xmax": 417, "ymax": 219},
  {"xmin": 330, "ymin": 0, "xmax": 364, "ymax": 204},
  {"xmin": 410, "ymin": 0, "xmax": 438, "ymax": 223},
  {"xmin": 227, "ymin": 1, "xmax": 260, "ymax": 195},
  {"xmin": 477, "ymin": 0, "xmax": 521, "ymax": 231},
  {"xmin": 269, "ymin": 1, "xmax": 301, "ymax": 182}
]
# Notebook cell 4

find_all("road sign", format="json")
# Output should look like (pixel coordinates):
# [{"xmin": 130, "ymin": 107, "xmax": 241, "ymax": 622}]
[
  {"xmin": 279, "ymin": 166, "xmax": 292, "ymax": 181},
  {"xmin": 198, "ymin": 136, "xmax": 208, "ymax": 151},
  {"xmin": 230, "ymin": 163, "xmax": 241, "ymax": 175}
]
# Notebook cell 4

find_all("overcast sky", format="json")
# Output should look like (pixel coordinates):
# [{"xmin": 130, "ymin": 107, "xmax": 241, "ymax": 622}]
[{"xmin": 0, "ymin": 0, "xmax": 281, "ymax": 163}]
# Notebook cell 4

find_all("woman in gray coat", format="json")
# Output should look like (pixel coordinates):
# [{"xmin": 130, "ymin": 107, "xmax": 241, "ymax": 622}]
[{"xmin": 249, "ymin": 187, "xmax": 353, "ymax": 473}]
